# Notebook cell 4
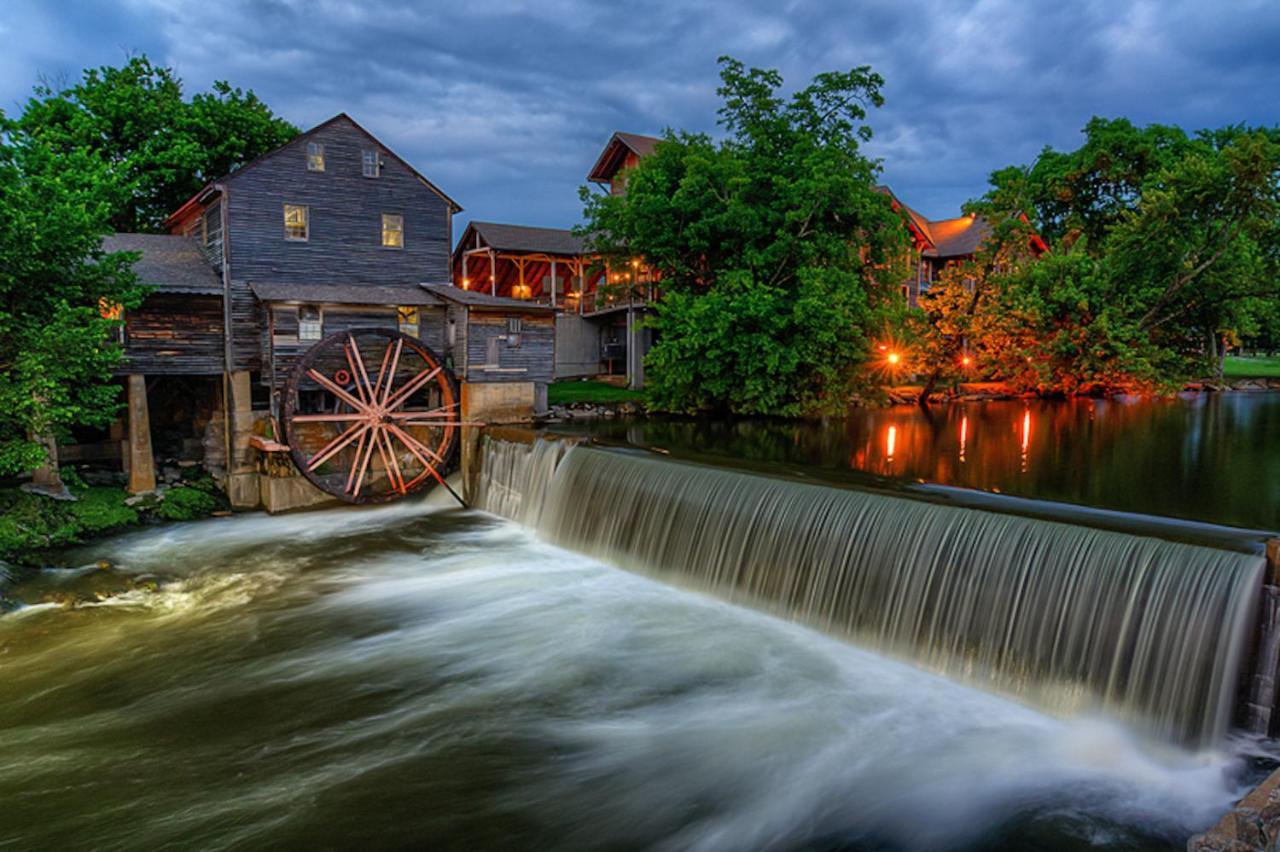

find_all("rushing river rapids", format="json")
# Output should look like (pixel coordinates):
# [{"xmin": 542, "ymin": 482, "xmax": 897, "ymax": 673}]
[{"xmin": 0, "ymin": 478, "xmax": 1261, "ymax": 849}]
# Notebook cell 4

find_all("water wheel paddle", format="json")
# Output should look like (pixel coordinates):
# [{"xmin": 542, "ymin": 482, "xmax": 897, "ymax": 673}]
[{"xmin": 282, "ymin": 328, "xmax": 468, "ymax": 504}]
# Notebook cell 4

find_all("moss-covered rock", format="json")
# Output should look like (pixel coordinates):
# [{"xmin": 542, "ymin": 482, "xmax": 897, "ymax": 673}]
[{"xmin": 154, "ymin": 486, "xmax": 221, "ymax": 521}]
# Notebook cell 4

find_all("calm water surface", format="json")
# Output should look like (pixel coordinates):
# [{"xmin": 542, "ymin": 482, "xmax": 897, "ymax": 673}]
[
  {"xmin": 0, "ymin": 497, "xmax": 1251, "ymax": 851},
  {"xmin": 551, "ymin": 393, "xmax": 1280, "ymax": 530}
]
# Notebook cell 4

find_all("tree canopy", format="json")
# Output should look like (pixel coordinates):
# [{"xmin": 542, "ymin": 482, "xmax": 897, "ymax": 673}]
[
  {"xmin": 581, "ymin": 57, "xmax": 906, "ymax": 415},
  {"xmin": 14, "ymin": 55, "xmax": 298, "ymax": 233}
]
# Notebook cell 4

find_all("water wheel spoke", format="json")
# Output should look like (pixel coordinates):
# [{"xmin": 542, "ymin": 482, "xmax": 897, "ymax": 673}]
[
  {"xmin": 307, "ymin": 369, "xmax": 367, "ymax": 412},
  {"xmin": 380, "ymin": 339, "xmax": 404, "ymax": 407},
  {"xmin": 385, "ymin": 366, "xmax": 443, "ymax": 413},
  {"xmin": 345, "ymin": 428, "xmax": 371, "ymax": 493},
  {"xmin": 344, "ymin": 340, "xmax": 369, "ymax": 406},
  {"xmin": 350, "ymin": 426, "xmax": 380, "ymax": 498},
  {"xmin": 370, "ymin": 339, "xmax": 394, "ymax": 402},
  {"xmin": 346, "ymin": 334, "xmax": 376, "ymax": 403},
  {"xmin": 307, "ymin": 422, "xmax": 371, "ymax": 472},
  {"xmin": 378, "ymin": 428, "xmax": 407, "ymax": 494},
  {"xmin": 292, "ymin": 412, "xmax": 369, "ymax": 423}
]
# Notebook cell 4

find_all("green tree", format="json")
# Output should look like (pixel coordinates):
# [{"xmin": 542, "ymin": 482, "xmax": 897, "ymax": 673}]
[
  {"xmin": 581, "ymin": 57, "xmax": 906, "ymax": 415},
  {"xmin": 0, "ymin": 120, "xmax": 146, "ymax": 474},
  {"xmin": 15, "ymin": 56, "xmax": 297, "ymax": 232}
]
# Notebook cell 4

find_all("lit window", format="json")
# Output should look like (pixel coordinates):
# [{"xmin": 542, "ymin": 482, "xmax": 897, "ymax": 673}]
[
  {"xmin": 382, "ymin": 213, "xmax": 404, "ymax": 248},
  {"xmin": 397, "ymin": 306, "xmax": 419, "ymax": 336},
  {"xmin": 362, "ymin": 149, "xmax": 380, "ymax": 178},
  {"xmin": 284, "ymin": 204, "xmax": 308, "ymax": 241},
  {"xmin": 298, "ymin": 305, "xmax": 322, "ymax": 340},
  {"xmin": 307, "ymin": 142, "xmax": 325, "ymax": 171}
]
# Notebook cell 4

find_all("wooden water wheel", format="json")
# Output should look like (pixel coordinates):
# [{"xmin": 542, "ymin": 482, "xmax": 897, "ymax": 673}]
[{"xmin": 281, "ymin": 328, "xmax": 469, "ymax": 504}]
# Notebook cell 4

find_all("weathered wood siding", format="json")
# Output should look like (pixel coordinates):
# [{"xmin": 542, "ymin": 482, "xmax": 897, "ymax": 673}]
[
  {"xmin": 225, "ymin": 116, "xmax": 452, "ymax": 286},
  {"xmin": 265, "ymin": 303, "xmax": 448, "ymax": 391},
  {"xmin": 120, "ymin": 294, "xmax": 224, "ymax": 376},
  {"xmin": 464, "ymin": 313, "xmax": 554, "ymax": 383}
]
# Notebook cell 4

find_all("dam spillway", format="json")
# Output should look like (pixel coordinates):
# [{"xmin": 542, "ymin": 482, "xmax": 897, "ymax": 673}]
[{"xmin": 475, "ymin": 437, "xmax": 1267, "ymax": 747}]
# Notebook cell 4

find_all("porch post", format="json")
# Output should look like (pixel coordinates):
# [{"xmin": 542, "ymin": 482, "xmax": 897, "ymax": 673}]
[
  {"xmin": 550, "ymin": 258, "xmax": 558, "ymax": 307},
  {"xmin": 126, "ymin": 374, "xmax": 156, "ymax": 494},
  {"xmin": 489, "ymin": 248, "xmax": 497, "ymax": 296}
]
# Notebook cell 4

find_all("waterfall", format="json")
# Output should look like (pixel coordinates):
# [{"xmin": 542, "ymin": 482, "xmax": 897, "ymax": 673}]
[{"xmin": 475, "ymin": 438, "xmax": 1266, "ymax": 747}]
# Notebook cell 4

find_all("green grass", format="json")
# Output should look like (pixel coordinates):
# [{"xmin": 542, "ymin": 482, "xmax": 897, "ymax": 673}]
[
  {"xmin": 548, "ymin": 380, "xmax": 644, "ymax": 406},
  {"xmin": 1224, "ymin": 356, "xmax": 1280, "ymax": 379}
]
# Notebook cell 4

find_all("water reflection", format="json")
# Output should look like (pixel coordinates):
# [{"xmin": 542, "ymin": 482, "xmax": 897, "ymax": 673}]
[{"xmin": 550, "ymin": 393, "xmax": 1280, "ymax": 530}]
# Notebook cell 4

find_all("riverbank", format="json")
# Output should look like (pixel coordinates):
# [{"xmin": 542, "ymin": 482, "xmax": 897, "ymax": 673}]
[{"xmin": 0, "ymin": 467, "xmax": 228, "ymax": 585}]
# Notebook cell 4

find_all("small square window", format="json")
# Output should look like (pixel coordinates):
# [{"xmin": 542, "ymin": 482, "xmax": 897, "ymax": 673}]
[
  {"xmin": 298, "ymin": 305, "xmax": 322, "ymax": 340},
  {"xmin": 506, "ymin": 317, "xmax": 522, "ymax": 348},
  {"xmin": 307, "ymin": 142, "xmax": 325, "ymax": 172},
  {"xmin": 397, "ymin": 306, "xmax": 419, "ymax": 335},
  {"xmin": 362, "ymin": 149, "xmax": 381, "ymax": 178},
  {"xmin": 382, "ymin": 213, "xmax": 404, "ymax": 248},
  {"xmin": 284, "ymin": 204, "xmax": 308, "ymax": 241}
]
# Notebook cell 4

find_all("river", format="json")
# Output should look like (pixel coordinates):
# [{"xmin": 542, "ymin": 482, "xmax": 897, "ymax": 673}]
[{"xmin": 0, "ymin": 484, "xmax": 1260, "ymax": 850}]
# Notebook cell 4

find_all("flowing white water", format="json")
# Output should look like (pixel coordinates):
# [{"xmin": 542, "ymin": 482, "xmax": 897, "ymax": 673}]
[
  {"xmin": 0, "ymin": 499, "xmax": 1249, "ymax": 850},
  {"xmin": 475, "ymin": 439, "xmax": 1266, "ymax": 747}
]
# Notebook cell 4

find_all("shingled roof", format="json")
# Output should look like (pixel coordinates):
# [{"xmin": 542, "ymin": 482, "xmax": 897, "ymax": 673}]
[
  {"xmin": 875, "ymin": 186, "xmax": 994, "ymax": 259},
  {"xmin": 419, "ymin": 282, "xmax": 556, "ymax": 313},
  {"xmin": 249, "ymin": 281, "xmax": 443, "ymax": 306},
  {"xmin": 465, "ymin": 221, "xmax": 589, "ymax": 256},
  {"xmin": 101, "ymin": 233, "xmax": 223, "ymax": 295}
]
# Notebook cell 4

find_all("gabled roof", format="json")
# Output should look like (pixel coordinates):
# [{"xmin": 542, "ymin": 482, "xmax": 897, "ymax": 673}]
[
  {"xmin": 419, "ymin": 282, "xmax": 556, "ymax": 314},
  {"xmin": 460, "ymin": 221, "xmax": 588, "ymax": 256},
  {"xmin": 587, "ymin": 131, "xmax": 662, "ymax": 183},
  {"xmin": 101, "ymin": 233, "xmax": 223, "ymax": 295},
  {"xmin": 163, "ymin": 113, "xmax": 462, "ymax": 229},
  {"xmin": 249, "ymin": 281, "xmax": 443, "ymax": 306},
  {"xmin": 922, "ymin": 216, "xmax": 991, "ymax": 259},
  {"xmin": 876, "ymin": 185, "xmax": 999, "ymax": 259}
]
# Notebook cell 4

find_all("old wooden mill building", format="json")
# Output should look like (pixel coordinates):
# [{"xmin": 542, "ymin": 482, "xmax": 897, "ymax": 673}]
[{"xmin": 100, "ymin": 114, "xmax": 553, "ymax": 511}]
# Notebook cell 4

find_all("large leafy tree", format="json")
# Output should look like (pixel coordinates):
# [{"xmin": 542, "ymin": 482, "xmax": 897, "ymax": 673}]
[
  {"xmin": 0, "ymin": 121, "xmax": 145, "ymax": 474},
  {"xmin": 581, "ymin": 57, "xmax": 906, "ymax": 415},
  {"xmin": 15, "ymin": 56, "xmax": 297, "ymax": 232}
]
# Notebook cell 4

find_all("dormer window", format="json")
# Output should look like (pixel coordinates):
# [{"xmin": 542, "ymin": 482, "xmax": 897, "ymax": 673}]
[
  {"xmin": 307, "ymin": 142, "xmax": 325, "ymax": 171},
  {"xmin": 284, "ymin": 204, "xmax": 309, "ymax": 241},
  {"xmin": 362, "ymin": 149, "xmax": 381, "ymax": 178},
  {"xmin": 381, "ymin": 213, "xmax": 403, "ymax": 248}
]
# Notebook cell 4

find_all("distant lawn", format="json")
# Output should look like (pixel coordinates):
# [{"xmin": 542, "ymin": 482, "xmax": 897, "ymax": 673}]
[
  {"xmin": 1224, "ymin": 356, "xmax": 1280, "ymax": 379},
  {"xmin": 548, "ymin": 380, "xmax": 644, "ymax": 405}
]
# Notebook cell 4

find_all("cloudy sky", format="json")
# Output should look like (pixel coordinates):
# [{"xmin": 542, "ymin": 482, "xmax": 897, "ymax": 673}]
[{"xmin": 3, "ymin": 0, "xmax": 1279, "ymax": 235}]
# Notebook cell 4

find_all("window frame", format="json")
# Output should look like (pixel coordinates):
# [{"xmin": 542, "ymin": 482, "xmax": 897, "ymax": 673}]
[
  {"xmin": 307, "ymin": 142, "xmax": 325, "ymax": 172},
  {"xmin": 283, "ymin": 204, "xmax": 309, "ymax": 242},
  {"xmin": 362, "ymin": 149, "xmax": 381, "ymax": 178},
  {"xmin": 381, "ymin": 213, "xmax": 404, "ymax": 249},
  {"xmin": 298, "ymin": 304, "xmax": 323, "ymax": 341},
  {"xmin": 397, "ymin": 305, "xmax": 419, "ymax": 336}
]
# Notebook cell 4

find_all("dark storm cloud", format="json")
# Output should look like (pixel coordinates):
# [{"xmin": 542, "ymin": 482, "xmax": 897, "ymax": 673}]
[{"xmin": 3, "ymin": 0, "xmax": 1279, "ymax": 232}]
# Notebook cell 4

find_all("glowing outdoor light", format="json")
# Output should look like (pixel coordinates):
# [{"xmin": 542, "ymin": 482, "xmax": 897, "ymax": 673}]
[
  {"xmin": 962, "ymin": 355, "xmax": 972, "ymax": 367},
  {"xmin": 461, "ymin": 277, "xmax": 470, "ymax": 289},
  {"xmin": 887, "ymin": 351, "xmax": 901, "ymax": 366}
]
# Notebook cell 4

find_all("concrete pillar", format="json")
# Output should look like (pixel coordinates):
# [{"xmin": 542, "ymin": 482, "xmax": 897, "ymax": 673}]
[
  {"xmin": 127, "ymin": 374, "xmax": 156, "ymax": 494},
  {"xmin": 226, "ymin": 370, "xmax": 260, "ymax": 509}
]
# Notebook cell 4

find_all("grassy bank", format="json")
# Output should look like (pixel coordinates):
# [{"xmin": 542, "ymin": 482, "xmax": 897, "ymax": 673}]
[
  {"xmin": 548, "ymin": 380, "xmax": 645, "ymax": 406},
  {"xmin": 0, "ymin": 471, "xmax": 227, "ymax": 570},
  {"xmin": 1224, "ymin": 356, "xmax": 1280, "ymax": 378}
]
